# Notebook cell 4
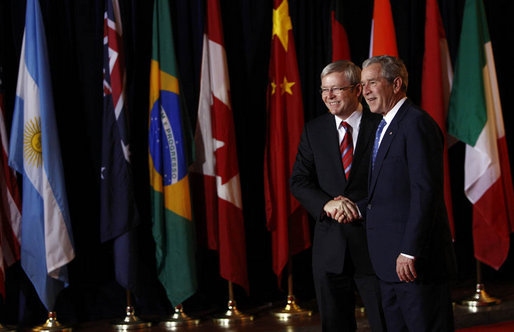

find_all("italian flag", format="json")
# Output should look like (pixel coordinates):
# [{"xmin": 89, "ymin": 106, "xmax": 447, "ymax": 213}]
[{"xmin": 448, "ymin": 0, "xmax": 514, "ymax": 270}]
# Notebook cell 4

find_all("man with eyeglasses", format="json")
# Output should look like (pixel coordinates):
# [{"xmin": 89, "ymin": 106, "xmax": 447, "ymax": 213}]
[
  {"xmin": 359, "ymin": 55, "xmax": 456, "ymax": 331},
  {"xmin": 291, "ymin": 60, "xmax": 386, "ymax": 332}
]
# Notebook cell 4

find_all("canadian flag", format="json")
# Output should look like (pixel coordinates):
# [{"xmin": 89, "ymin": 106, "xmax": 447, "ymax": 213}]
[{"xmin": 190, "ymin": 0, "xmax": 249, "ymax": 293}]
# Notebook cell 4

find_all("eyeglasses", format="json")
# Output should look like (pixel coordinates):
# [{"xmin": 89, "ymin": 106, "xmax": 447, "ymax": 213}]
[{"xmin": 320, "ymin": 85, "xmax": 355, "ymax": 95}]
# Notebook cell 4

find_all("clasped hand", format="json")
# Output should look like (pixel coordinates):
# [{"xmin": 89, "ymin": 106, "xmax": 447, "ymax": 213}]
[{"xmin": 323, "ymin": 195, "xmax": 359, "ymax": 223}]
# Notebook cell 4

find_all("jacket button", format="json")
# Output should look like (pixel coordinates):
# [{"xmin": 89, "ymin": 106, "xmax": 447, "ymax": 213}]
[{"xmin": 367, "ymin": 204, "xmax": 372, "ymax": 210}]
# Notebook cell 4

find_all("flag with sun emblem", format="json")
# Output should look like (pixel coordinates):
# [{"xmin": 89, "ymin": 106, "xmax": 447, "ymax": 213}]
[{"xmin": 8, "ymin": 0, "xmax": 75, "ymax": 311}]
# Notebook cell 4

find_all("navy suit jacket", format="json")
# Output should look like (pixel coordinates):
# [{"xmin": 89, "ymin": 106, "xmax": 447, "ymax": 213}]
[
  {"xmin": 290, "ymin": 108, "xmax": 381, "ymax": 274},
  {"xmin": 365, "ymin": 99, "xmax": 456, "ymax": 282}
]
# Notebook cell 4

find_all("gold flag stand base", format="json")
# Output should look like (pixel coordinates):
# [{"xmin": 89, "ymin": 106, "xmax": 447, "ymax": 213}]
[
  {"xmin": 212, "ymin": 300, "xmax": 254, "ymax": 327},
  {"xmin": 458, "ymin": 283, "xmax": 501, "ymax": 308},
  {"xmin": 355, "ymin": 292, "xmax": 366, "ymax": 319},
  {"xmin": 355, "ymin": 306, "xmax": 366, "ymax": 319},
  {"xmin": 159, "ymin": 304, "xmax": 200, "ymax": 329},
  {"xmin": 212, "ymin": 281, "xmax": 253, "ymax": 327},
  {"xmin": 272, "ymin": 295, "xmax": 312, "ymax": 321},
  {"xmin": 458, "ymin": 261, "xmax": 501, "ymax": 309},
  {"xmin": 32, "ymin": 312, "xmax": 71, "ymax": 332},
  {"xmin": 111, "ymin": 306, "xmax": 151, "ymax": 330},
  {"xmin": 272, "ymin": 260, "xmax": 312, "ymax": 321},
  {"xmin": 0, "ymin": 323, "xmax": 16, "ymax": 332}
]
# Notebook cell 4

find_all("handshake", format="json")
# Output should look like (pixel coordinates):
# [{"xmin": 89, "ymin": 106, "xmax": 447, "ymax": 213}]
[{"xmin": 323, "ymin": 196, "xmax": 360, "ymax": 224}]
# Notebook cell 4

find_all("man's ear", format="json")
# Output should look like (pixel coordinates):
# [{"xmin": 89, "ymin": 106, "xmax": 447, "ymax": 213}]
[
  {"xmin": 354, "ymin": 83, "xmax": 363, "ymax": 97},
  {"xmin": 393, "ymin": 76, "xmax": 402, "ymax": 93}
]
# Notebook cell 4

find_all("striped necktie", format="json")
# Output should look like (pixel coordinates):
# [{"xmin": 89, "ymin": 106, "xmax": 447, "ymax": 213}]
[
  {"xmin": 340, "ymin": 122, "xmax": 353, "ymax": 179},
  {"xmin": 372, "ymin": 119, "xmax": 387, "ymax": 170}
]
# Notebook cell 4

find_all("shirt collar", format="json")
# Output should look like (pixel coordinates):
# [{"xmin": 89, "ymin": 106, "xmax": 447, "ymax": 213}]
[
  {"xmin": 335, "ymin": 103, "xmax": 363, "ymax": 130},
  {"xmin": 382, "ymin": 97, "xmax": 407, "ymax": 125}
]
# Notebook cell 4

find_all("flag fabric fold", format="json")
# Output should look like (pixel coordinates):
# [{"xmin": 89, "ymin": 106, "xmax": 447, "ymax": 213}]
[
  {"xmin": 149, "ymin": 0, "xmax": 197, "ymax": 306},
  {"xmin": 330, "ymin": 0, "xmax": 351, "ymax": 62},
  {"xmin": 190, "ymin": 0, "xmax": 249, "ymax": 293},
  {"xmin": 101, "ymin": 0, "xmax": 141, "ymax": 296},
  {"xmin": 369, "ymin": 0, "xmax": 398, "ymax": 57},
  {"xmin": 8, "ymin": 0, "xmax": 74, "ymax": 311},
  {"xmin": 0, "ymin": 67, "xmax": 22, "ymax": 299},
  {"xmin": 448, "ymin": 0, "xmax": 514, "ymax": 270},
  {"xmin": 421, "ymin": 0, "xmax": 455, "ymax": 238},
  {"xmin": 265, "ymin": 0, "xmax": 311, "ymax": 282}
]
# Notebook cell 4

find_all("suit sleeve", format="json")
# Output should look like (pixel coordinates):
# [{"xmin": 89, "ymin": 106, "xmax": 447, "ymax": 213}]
[
  {"xmin": 290, "ymin": 127, "xmax": 332, "ymax": 221},
  {"xmin": 401, "ymin": 114, "xmax": 445, "ymax": 258}
]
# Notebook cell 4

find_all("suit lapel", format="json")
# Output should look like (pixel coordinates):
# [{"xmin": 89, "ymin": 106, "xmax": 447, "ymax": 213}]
[
  {"xmin": 324, "ymin": 114, "xmax": 347, "ymax": 183},
  {"xmin": 352, "ymin": 109, "xmax": 375, "ymax": 174},
  {"xmin": 368, "ymin": 101, "xmax": 410, "ymax": 195}
]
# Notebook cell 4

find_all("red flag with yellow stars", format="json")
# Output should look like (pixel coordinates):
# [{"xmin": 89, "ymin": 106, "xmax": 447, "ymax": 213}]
[{"xmin": 264, "ymin": 0, "xmax": 311, "ymax": 283}]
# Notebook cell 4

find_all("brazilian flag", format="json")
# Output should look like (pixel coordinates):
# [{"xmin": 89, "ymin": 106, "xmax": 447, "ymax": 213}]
[{"xmin": 148, "ymin": 0, "xmax": 197, "ymax": 307}]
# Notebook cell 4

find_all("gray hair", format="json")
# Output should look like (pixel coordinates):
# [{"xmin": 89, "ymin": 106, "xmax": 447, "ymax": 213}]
[
  {"xmin": 320, "ymin": 60, "xmax": 361, "ymax": 85},
  {"xmin": 362, "ymin": 55, "xmax": 408, "ymax": 92}
]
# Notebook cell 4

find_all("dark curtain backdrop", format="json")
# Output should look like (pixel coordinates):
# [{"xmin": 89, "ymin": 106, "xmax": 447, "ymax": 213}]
[{"xmin": 1, "ymin": 0, "xmax": 513, "ymax": 326}]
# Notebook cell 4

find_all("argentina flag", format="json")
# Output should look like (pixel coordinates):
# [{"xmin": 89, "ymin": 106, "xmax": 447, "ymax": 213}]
[{"xmin": 8, "ymin": 0, "xmax": 75, "ymax": 311}]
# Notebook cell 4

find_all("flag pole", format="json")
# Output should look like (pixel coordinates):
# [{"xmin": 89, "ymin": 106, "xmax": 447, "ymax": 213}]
[
  {"xmin": 458, "ymin": 260, "xmax": 501, "ymax": 308},
  {"xmin": 111, "ymin": 290, "xmax": 151, "ymax": 330},
  {"xmin": 32, "ymin": 311, "xmax": 71, "ymax": 332},
  {"xmin": 272, "ymin": 258, "xmax": 312, "ymax": 321},
  {"xmin": 212, "ymin": 281, "xmax": 253, "ymax": 326}
]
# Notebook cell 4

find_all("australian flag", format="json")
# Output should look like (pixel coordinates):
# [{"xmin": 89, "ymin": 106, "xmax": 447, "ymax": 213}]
[{"xmin": 101, "ymin": 0, "xmax": 141, "ymax": 296}]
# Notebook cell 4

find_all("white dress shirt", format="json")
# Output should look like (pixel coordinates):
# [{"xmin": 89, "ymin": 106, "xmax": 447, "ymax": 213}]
[{"xmin": 334, "ymin": 103, "xmax": 363, "ymax": 149}]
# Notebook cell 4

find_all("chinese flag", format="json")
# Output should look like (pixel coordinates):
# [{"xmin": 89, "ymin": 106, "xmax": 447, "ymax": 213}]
[{"xmin": 264, "ymin": 0, "xmax": 311, "ymax": 283}]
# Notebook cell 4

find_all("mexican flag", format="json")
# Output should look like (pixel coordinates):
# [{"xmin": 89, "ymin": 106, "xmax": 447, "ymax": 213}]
[{"xmin": 448, "ymin": 0, "xmax": 514, "ymax": 270}]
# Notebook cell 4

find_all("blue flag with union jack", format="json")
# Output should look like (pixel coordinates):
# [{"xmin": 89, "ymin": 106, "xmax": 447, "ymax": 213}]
[{"xmin": 101, "ymin": 0, "xmax": 141, "ymax": 296}]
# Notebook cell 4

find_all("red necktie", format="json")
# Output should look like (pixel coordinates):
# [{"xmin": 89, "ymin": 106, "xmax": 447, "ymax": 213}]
[{"xmin": 340, "ymin": 122, "xmax": 353, "ymax": 179}]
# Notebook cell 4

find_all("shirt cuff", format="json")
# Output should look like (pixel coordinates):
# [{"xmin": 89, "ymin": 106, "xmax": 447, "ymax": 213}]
[{"xmin": 400, "ymin": 253, "xmax": 415, "ymax": 260}]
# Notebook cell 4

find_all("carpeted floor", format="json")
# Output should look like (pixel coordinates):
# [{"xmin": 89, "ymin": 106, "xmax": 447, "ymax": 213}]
[
  {"xmin": 457, "ymin": 320, "xmax": 514, "ymax": 331},
  {"xmin": 9, "ymin": 281, "xmax": 514, "ymax": 331}
]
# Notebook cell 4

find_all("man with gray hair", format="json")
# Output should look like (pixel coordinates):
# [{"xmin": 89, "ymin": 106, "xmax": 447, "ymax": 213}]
[
  {"xmin": 360, "ymin": 55, "xmax": 456, "ymax": 331},
  {"xmin": 291, "ymin": 60, "xmax": 386, "ymax": 331}
]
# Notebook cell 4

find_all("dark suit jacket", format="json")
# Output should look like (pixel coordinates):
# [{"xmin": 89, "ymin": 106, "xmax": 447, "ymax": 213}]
[
  {"xmin": 290, "ymin": 108, "xmax": 381, "ymax": 274},
  {"xmin": 365, "ymin": 99, "xmax": 456, "ymax": 282}
]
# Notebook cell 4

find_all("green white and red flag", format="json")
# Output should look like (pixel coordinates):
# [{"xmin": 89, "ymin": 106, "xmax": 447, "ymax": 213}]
[{"xmin": 448, "ymin": 0, "xmax": 514, "ymax": 269}]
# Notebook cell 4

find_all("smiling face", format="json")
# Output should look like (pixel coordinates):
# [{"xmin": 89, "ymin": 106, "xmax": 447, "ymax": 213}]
[
  {"xmin": 361, "ymin": 63, "xmax": 403, "ymax": 115},
  {"xmin": 321, "ymin": 71, "xmax": 362, "ymax": 120}
]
